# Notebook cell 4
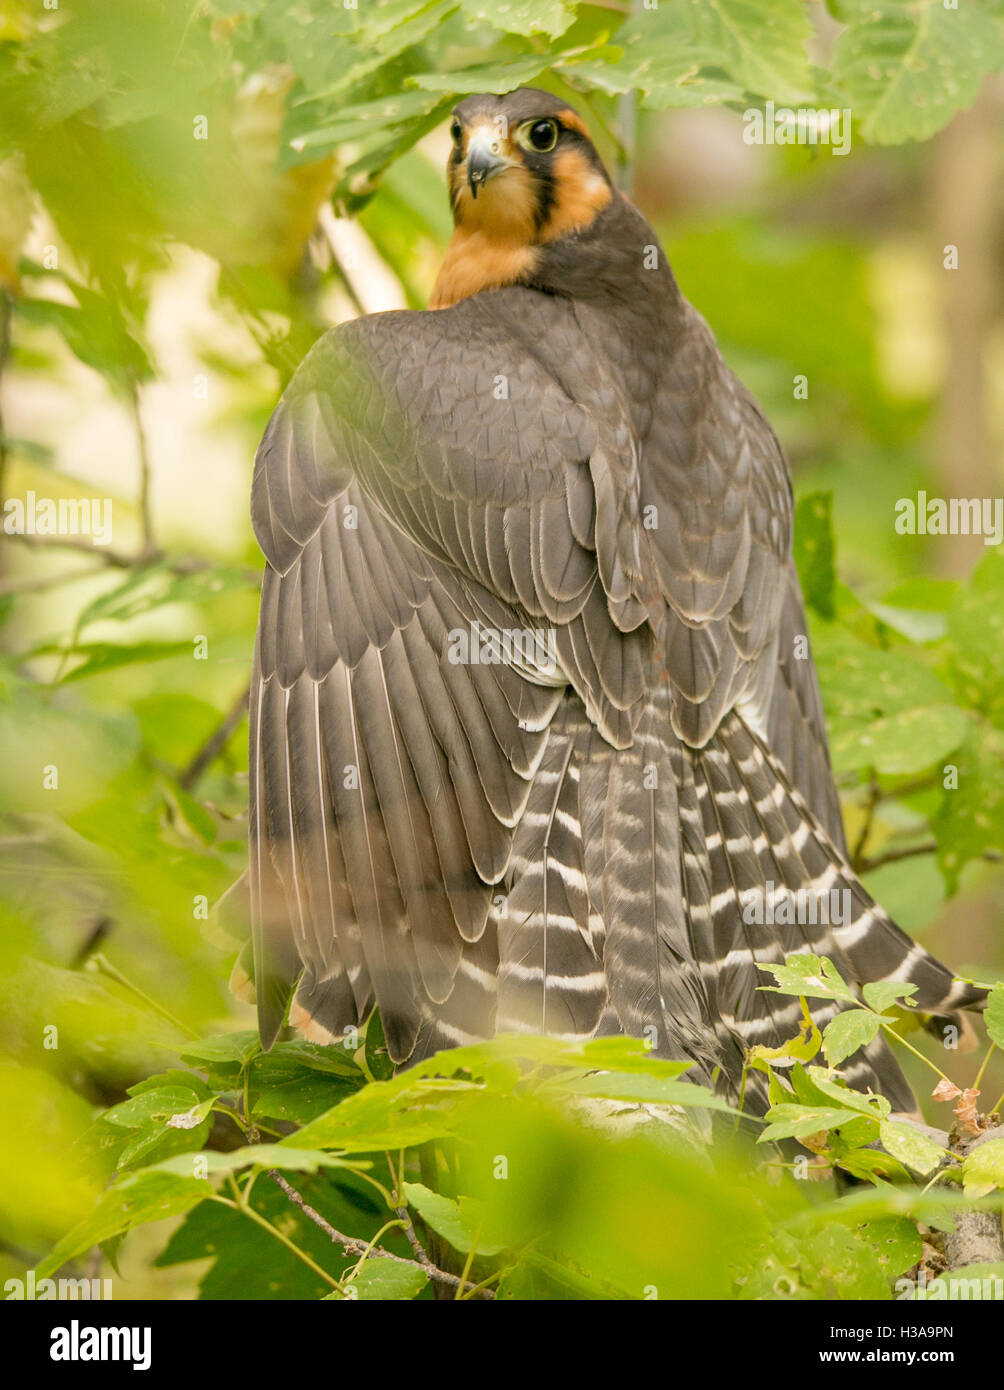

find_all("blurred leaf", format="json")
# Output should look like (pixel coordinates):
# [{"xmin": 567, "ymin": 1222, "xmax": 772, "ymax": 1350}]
[
  {"xmin": 545, "ymin": 1070, "xmax": 735, "ymax": 1112},
  {"xmin": 830, "ymin": 0, "xmax": 1004, "ymax": 145},
  {"xmin": 151, "ymin": 1146, "xmax": 360, "ymax": 1178},
  {"xmin": 945, "ymin": 550, "xmax": 1004, "ymax": 730},
  {"xmin": 73, "ymin": 565, "xmax": 259, "ymax": 633},
  {"xmin": 796, "ymin": 1224, "xmax": 890, "ymax": 1299},
  {"xmin": 458, "ymin": 0, "xmax": 576, "ymax": 40},
  {"xmin": 794, "ymin": 490, "xmax": 836, "ymax": 620},
  {"xmin": 289, "ymin": 1075, "xmax": 484, "ymax": 1153},
  {"xmin": 37, "ymin": 1170, "xmax": 213, "ymax": 1278},
  {"xmin": 30, "ymin": 639, "xmax": 196, "ymax": 684},
  {"xmin": 932, "ymin": 728, "xmax": 1004, "ymax": 894},
  {"xmin": 364, "ymin": 1009, "xmax": 395, "ymax": 1081},
  {"xmin": 16, "ymin": 291, "xmax": 151, "ymax": 392},
  {"xmin": 851, "ymin": 1216, "xmax": 923, "ymax": 1280},
  {"xmin": 403, "ymin": 1181, "xmax": 503, "ymax": 1255}
]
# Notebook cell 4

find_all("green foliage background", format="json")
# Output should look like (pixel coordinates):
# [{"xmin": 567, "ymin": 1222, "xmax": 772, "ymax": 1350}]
[{"xmin": 0, "ymin": 0, "xmax": 1002, "ymax": 1299}]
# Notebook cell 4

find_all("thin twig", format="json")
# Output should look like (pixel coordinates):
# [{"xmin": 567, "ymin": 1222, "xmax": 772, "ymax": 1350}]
[
  {"xmin": 5, "ymin": 530, "xmax": 150, "ymax": 568},
  {"xmin": 858, "ymin": 841, "xmax": 1001, "ymax": 873},
  {"xmin": 129, "ymin": 384, "xmax": 157, "ymax": 560},
  {"xmin": 268, "ymin": 1170, "xmax": 495, "ymax": 1299},
  {"xmin": 179, "ymin": 682, "xmax": 251, "ymax": 790},
  {"xmin": 0, "ymin": 564, "xmax": 101, "ymax": 596},
  {"xmin": 850, "ymin": 777, "xmax": 880, "ymax": 868},
  {"xmin": 4, "ymin": 530, "xmax": 261, "ymax": 585}
]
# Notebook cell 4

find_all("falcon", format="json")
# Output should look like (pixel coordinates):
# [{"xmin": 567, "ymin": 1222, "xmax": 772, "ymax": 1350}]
[{"xmin": 247, "ymin": 87, "xmax": 980, "ymax": 1113}]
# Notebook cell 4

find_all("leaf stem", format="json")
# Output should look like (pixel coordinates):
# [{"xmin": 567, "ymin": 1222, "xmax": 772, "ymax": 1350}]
[
  {"xmin": 87, "ymin": 952, "xmax": 199, "ymax": 1039},
  {"xmin": 880, "ymin": 1023, "xmax": 953, "ymax": 1084},
  {"xmin": 212, "ymin": 1190, "xmax": 342, "ymax": 1292}
]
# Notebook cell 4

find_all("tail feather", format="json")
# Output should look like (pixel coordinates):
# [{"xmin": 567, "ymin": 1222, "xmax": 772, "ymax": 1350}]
[{"xmin": 496, "ymin": 705, "xmax": 607, "ymax": 1037}]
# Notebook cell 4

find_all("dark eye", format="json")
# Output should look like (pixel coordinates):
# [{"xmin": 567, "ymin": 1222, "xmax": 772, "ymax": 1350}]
[
  {"xmin": 450, "ymin": 119, "xmax": 463, "ymax": 145},
  {"xmin": 526, "ymin": 118, "xmax": 558, "ymax": 152}
]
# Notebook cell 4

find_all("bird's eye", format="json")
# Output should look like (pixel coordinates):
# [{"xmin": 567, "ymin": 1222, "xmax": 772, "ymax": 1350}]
[
  {"xmin": 450, "ymin": 119, "xmax": 463, "ymax": 145},
  {"xmin": 517, "ymin": 118, "xmax": 559, "ymax": 153}
]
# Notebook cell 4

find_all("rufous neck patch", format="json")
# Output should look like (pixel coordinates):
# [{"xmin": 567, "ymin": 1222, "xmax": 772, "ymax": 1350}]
[{"xmin": 430, "ymin": 229, "xmax": 538, "ymax": 309}]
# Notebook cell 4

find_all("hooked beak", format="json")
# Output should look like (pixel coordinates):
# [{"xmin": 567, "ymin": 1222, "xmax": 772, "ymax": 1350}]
[{"xmin": 466, "ymin": 141, "xmax": 507, "ymax": 198}]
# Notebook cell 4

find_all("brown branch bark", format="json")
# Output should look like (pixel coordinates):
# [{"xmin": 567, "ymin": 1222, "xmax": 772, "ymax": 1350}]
[
  {"xmin": 267, "ymin": 1170, "xmax": 496, "ymax": 1299},
  {"xmin": 943, "ymin": 1126, "xmax": 1004, "ymax": 1272},
  {"xmin": 179, "ymin": 682, "xmax": 251, "ymax": 790}
]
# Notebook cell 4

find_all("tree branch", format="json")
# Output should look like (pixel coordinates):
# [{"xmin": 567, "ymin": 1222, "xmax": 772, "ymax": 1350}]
[
  {"xmin": 857, "ymin": 840, "xmax": 1001, "ymax": 874},
  {"xmin": 179, "ymin": 682, "xmax": 251, "ymax": 791},
  {"xmin": 943, "ymin": 1126, "xmax": 1004, "ymax": 1272},
  {"xmin": 267, "ymin": 1170, "xmax": 496, "ymax": 1299}
]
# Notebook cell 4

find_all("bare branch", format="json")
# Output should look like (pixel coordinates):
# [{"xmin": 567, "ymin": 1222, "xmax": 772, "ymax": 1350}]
[
  {"xmin": 943, "ymin": 1126, "xmax": 1004, "ymax": 1273},
  {"xmin": 850, "ymin": 776, "xmax": 881, "ymax": 868},
  {"xmin": 267, "ymin": 1170, "xmax": 495, "ymax": 1299},
  {"xmin": 179, "ymin": 682, "xmax": 251, "ymax": 791},
  {"xmin": 858, "ymin": 841, "xmax": 1001, "ymax": 874}
]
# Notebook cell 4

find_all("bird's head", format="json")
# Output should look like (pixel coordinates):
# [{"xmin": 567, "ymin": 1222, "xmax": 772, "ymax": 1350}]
[{"xmin": 431, "ymin": 87, "xmax": 615, "ymax": 308}]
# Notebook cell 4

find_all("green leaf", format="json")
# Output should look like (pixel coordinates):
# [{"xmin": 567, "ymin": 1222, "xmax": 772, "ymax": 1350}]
[
  {"xmin": 457, "ymin": 0, "xmax": 575, "ymax": 40},
  {"xmin": 150, "ymin": 1146, "xmax": 360, "ymax": 1178},
  {"xmin": 760, "ymin": 1103, "xmax": 870, "ymax": 1142},
  {"xmin": 403, "ymin": 1181, "xmax": 503, "ymax": 1256},
  {"xmin": 252, "ymin": 1074, "xmax": 358, "ymax": 1125},
  {"xmin": 986, "ymin": 986, "xmax": 1004, "ymax": 1052},
  {"xmin": 851, "ymin": 1216, "xmax": 923, "ymax": 1279},
  {"xmin": 337, "ymin": 1258, "xmax": 429, "ymax": 1300},
  {"xmin": 364, "ymin": 1010, "xmax": 395, "ymax": 1082},
  {"xmin": 127, "ymin": 1070, "xmax": 214, "ymax": 1102},
  {"xmin": 576, "ymin": 0, "xmax": 813, "ymax": 109},
  {"xmin": 794, "ymin": 491, "xmax": 836, "ymax": 620},
  {"xmin": 878, "ymin": 1120, "xmax": 946, "ymax": 1177},
  {"xmin": 37, "ymin": 1170, "xmax": 212, "ymax": 1278},
  {"xmin": 408, "ymin": 55, "xmax": 556, "ymax": 94},
  {"xmin": 861, "ymin": 981, "xmax": 919, "ymax": 1015},
  {"xmin": 840, "ymin": 703, "xmax": 968, "ymax": 777},
  {"xmin": 180, "ymin": 1032, "xmax": 261, "ymax": 1069},
  {"xmin": 102, "ymin": 1086, "xmax": 205, "ymax": 1130},
  {"xmin": 546, "ymin": 1071, "xmax": 736, "ymax": 1113},
  {"xmin": 805, "ymin": 1068, "xmax": 890, "ymax": 1119},
  {"xmin": 830, "ymin": 0, "xmax": 1004, "ymax": 145},
  {"xmin": 16, "ymin": 289, "xmax": 151, "ymax": 391},
  {"xmin": 962, "ymin": 1138, "xmax": 1004, "ymax": 1199},
  {"xmin": 797, "ymin": 1224, "xmax": 891, "ymax": 1300},
  {"xmin": 811, "ymin": 626, "xmax": 965, "ymax": 777},
  {"xmin": 932, "ymin": 729, "xmax": 1004, "ymax": 895},
  {"xmin": 292, "ymin": 89, "xmax": 449, "ymax": 153},
  {"xmin": 288, "ymin": 1076, "xmax": 483, "ymax": 1153},
  {"xmin": 74, "ymin": 564, "xmax": 257, "ymax": 632},
  {"xmin": 822, "ymin": 1009, "xmax": 889, "ymax": 1068},
  {"xmin": 31, "ymin": 639, "xmax": 197, "ymax": 683},
  {"xmin": 758, "ymin": 953, "xmax": 859, "ymax": 1005},
  {"xmin": 945, "ymin": 550, "xmax": 1004, "ymax": 727},
  {"xmin": 156, "ymin": 1168, "xmax": 389, "ymax": 1300}
]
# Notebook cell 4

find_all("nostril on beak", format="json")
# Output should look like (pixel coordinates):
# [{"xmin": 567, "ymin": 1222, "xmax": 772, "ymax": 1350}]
[{"xmin": 466, "ymin": 146, "xmax": 505, "ymax": 199}]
